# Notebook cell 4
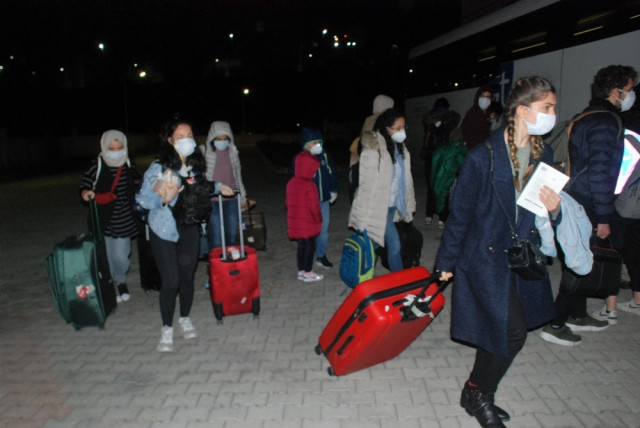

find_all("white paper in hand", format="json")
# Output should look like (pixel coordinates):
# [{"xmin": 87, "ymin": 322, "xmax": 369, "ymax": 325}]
[{"xmin": 517, "ymin": 162, "xmax": 569, "ymax": 217}]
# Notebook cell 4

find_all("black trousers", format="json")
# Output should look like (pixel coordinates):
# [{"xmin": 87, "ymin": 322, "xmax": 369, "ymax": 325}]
[
  {"xmin": 297, "ymin": 237, "xmax": 316, "ymax": 272},
  {"xmin": 469, "ymin": 279, "xmax": 528, "ymax": 393},
  {"xmin": 611, "ymin": 211, "xmax": 640, "ymax": 293},
  {"xmin": 150, "ymin": 224, "xmax": 200, "ymax": 327}
]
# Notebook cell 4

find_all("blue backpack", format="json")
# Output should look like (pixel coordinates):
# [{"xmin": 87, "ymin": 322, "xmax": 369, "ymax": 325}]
[{"xmin": 339, "ymin": 230, "xmax": 375, "ymax": 288}]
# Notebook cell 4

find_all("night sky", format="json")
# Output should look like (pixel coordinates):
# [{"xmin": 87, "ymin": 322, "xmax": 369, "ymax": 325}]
[{"xmin": 1, "ymin": 0, "xmax": 461, "ymax": 136}]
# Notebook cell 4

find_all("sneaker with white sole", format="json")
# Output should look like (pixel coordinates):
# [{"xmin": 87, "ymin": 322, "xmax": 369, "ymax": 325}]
[
  {"xmin": 438, "ymin": 221, "xmax": 445, "ymax": 229},
  {"xmin": 178, "ymin": 317, "xmax": 198, "ymax": 339},
  {"xmin": 539, "ymin": 324, "xmax": 582, "ymax": 346},
  {"xmin": 297, "ymin": 270, "xmax": 305, "ymax": 280},
  {"xmin": 565, "ymin": 315, "xmax": 609, "ymax": 331},
  {"xmin": 617, "ymin": 299, "xmax": 640, "ymax": 314},
  {"xmin": 157, "ymin": 326, "xmax": 174, "ymax": 352},
  {"xmin": 116, "ymin": 283, "xmax": 131, "ymax": 302},
  {"xmin": 316, "ymin": 256, "xmax": 333, "ymax": 269},
  {"xmin": 301, "ymin": 271, "xmax": 324, "ymax": 282},
  {"xmin": 591, "ymin": 306, "xmax": 618, "ymax": 325},
  {"xmin": 425, "ymin": 216, "xmax": 432, "ymax": 225}
]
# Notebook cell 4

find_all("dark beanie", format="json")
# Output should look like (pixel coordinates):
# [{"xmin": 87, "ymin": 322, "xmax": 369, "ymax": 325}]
[{"xmin": 301, "ymin": 127, "xmax": 323, "ymax": 148}]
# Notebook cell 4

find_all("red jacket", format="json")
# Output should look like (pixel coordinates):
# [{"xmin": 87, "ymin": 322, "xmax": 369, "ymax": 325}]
[{"xmin": 286, "ymin": 152, "xmax": 321, "ymax": 239}]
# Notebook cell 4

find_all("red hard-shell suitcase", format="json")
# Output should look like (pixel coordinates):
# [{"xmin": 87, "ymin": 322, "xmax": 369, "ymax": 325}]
[
  {"xmin": 208, "ymin": 193, "xmax": 260, "ymax": 324},
  {"xmin": 316, "ymin": 266, "xmax": 447, "ymax": 376}
]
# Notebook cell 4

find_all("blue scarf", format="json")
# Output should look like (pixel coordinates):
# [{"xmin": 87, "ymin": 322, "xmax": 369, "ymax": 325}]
[{"xmin": 394, "ymin": 144, "xmax": 407, "ymax": 218}]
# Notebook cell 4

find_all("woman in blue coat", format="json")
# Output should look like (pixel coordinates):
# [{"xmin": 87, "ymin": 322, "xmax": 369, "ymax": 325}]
[{"xmin": 436, "ymin": 76, "xmax": 561, "ymax": 428}]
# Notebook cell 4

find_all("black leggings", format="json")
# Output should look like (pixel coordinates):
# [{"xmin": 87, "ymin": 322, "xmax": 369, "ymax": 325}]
[
  {"xmin": 150, "ymin": 224, "xmax": 200, "ymax": 327},
  {"xmin": 469, "ymin": 280, "xmax": 528, "ymax": 393},
  {"xmin": 297, "ymin": 237, "xmax": 316, "ymax": 272}
]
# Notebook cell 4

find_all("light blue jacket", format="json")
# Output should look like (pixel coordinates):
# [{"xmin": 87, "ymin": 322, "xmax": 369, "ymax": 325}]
[
  {"xmin": 535, "ymin": 191, "xmax": 593, "ymax": 275},
  {"xmin": 136, "ymin": 162, "xmax": 181, "ymax": 242}
]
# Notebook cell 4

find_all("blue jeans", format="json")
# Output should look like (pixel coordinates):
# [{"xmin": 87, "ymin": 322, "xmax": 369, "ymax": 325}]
[
  {"xmin": 316, "ymin": 200, "xmax": 330, "ymax": 258},
  {"xmin": 384, "ymin": 207, "xmax": 403, "ymax": 272},
  {"xmin": 104, "ymin": 236, "xmax": 131, "ymax": 284},
  {"xmin": 208, "ymin": 198, "xmax": 239, "ymax": 249}
]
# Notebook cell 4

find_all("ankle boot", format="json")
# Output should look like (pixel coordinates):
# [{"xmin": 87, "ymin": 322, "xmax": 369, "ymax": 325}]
[
  {"xmin": 460, "ymin": 381, "xmax": 507, "ymax": 428},
  {"xmin": 461, "ymin": 381, "xmax": 510, "ymax": 421}
]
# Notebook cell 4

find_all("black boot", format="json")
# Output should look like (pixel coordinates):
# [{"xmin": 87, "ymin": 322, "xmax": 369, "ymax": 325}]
[
  {"xmin": 460, "ymin": 381, "xmax": 507, "ymax": 428},
  {"xmin": 461, "ymin": 381, "xmax": 510, "ymax": 421}
]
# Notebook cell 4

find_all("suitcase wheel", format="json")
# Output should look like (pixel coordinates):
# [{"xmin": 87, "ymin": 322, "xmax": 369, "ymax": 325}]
[
  {"xmin": 314, "ymin": 344, "xmax": 322, "ymax": 356},
  {"xmin": 327, "ymin": 367, "xmax": 335, "ymax": 376}
]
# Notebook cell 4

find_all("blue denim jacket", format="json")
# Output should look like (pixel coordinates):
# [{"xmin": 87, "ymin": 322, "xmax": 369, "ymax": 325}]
[{"xmin": 136, "ymin": 162, "xmax": 180, "ymax": 242}]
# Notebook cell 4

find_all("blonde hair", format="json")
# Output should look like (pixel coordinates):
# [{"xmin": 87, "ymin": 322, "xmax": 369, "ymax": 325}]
[{"xmin": 504, "ymin": 76, "xmax": 555, "ymax": 191}]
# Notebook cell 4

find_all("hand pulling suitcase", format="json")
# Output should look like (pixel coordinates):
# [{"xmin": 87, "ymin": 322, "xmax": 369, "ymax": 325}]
[
  {"xmin": 46, "ymin": 200, "xmax": 117, "ymax": 329},
  {"xmin": 316, "ymin": 266, "xmax": 447, "ymax": 376},
  {"xmin": 208, "ymin": 192, "xmax": 260, "ymax": 324}
]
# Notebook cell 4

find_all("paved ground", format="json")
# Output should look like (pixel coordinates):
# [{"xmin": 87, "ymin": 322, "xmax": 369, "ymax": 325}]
[{"xmin": 1, "ymin": 146, "xmax": 640, "ymax": 428}]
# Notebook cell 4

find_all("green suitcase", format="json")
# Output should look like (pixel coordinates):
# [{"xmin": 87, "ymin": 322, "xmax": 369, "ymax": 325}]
[{"xmin": 46, "ymin": 201, "xmax": 117, "ymax": 329}]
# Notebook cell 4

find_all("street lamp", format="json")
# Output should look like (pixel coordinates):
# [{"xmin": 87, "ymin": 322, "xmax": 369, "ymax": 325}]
[
  {"xmin": 241, "ymin": 88, "xmax": 250, "ymax": 133},
  {"xmin": 98, "ymin": 43, "xmax": 105, "ymax": 52}
]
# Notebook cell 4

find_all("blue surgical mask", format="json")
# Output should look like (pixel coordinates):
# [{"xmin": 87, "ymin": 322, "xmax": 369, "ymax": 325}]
[
  {"xmin": 309, "ymin": 143, "xmax": 323, "ymax": 155},
  {"xmin": 214, "ymin": 139, "xmax": 230, "ymax": 151},
  {"xmin": 524, "ymin": 110, "xmax": 556, "ymax": 136},
  {"xmin": 617, "ymin": 89, "xmax": 636, "ymax": 112},
  {"xmin": 478, "ymin": 97, "xmax": 491, "ymax": 111},
  {"xmin": 174, "ymin": 137, "xmax": 196, "ymax": 157},
  {"xmin": 105, "ymin": 149, "xmax": 127, "ymax": 162}
]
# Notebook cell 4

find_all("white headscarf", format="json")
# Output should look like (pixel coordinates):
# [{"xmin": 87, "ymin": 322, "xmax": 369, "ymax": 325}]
[{"xmin": 100, "ymin": 130, "xmax": 129, "ymax": 167}]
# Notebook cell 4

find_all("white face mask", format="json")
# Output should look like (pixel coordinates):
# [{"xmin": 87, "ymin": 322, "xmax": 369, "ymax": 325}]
[
  {"xmin": 214, "ymin": 139, "xmax": 230, "ymax": 151},
  {"xmin": 309, "ymin": 143, "xmax": 323, "ymax": 155},
  {"xmin": 391, "ymin": 129, "xmax": 407, "ymax": 143},
  {"xmin": 478, "ymin": 97, "xmax": 491, "ymax": 111},
  {"xmin": 174, "ymin": 137, "xmax": 196, "ymax": 157},
  {"xmin": 617, "ymin": 89, "xmax": 636, "ymax": 112},
  {"xmin": 524, "ymin": 110, "xmax": 556, "ymax": 135},
  {"xmin": 105, "ymin": 149, "xmax": 127, "ymax": 162}
]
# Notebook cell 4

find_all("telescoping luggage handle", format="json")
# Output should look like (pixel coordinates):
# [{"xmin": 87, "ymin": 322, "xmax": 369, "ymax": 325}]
[
  {"xmin": 400, "ymin": 273, "xmax": 450, "ymax": 321},
  {"xmin": 219, "ymin": 190, "xmax": 244, "ymax": 261}
]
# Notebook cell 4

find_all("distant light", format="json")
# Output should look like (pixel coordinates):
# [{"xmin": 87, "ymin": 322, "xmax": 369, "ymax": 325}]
[
  {"xmin": 333, "ymin": 35, "xmax": 339, "ymax": 42},
  {"xmin": 139, "ymin": 71, "xmax": 147, "ymax": 78},
  {"xmin": 352, "ymin": 42, "xmax": 357, "ymax": 47},
  {"xmin": 631, "ymin": 14, "xmax": 640, "ymax": 19},
  {"xmin": 59, "ymin": 67, "xmax": 64, "ymax": 72},
  {"xmin": 0, "ymin": 65, "xmax": 3, "ymax": 71},
  {"xmin": 343, "ymin": 34, "xmax": 348, "ymax": 38},
  {"xmin": 98, "ymin": 43, "xmax": 105, "ymax": 51},
  {"xmin": 478, "ymin": 55, "xmax": 496, "ymax": 62},
  {"xmin": 133, "ymin": 63, "xmax": 138, "ymax": 68},
  {"xmin": 322, "ymin": 29, "xmax": 328, "ymax": 35},
  {"xmin": 454, "ymin": 82, "xmax": 459, "ymax": 87},
  {"xmin": 308, "ymin": 53, "xmax": 313, "ymax": 58},
  {"xmin": 215, "ymin": 58, "xmax": 220, "ymax": 63},
  {"xmin": 32, "ymin": 71, "xmax": 36, "ymax": 75},
  {"xmin": 243, "ymin": 88, "xmax": 250, "ymax": 95},
  {"xmin": 511, "ymin": 41, "xmax": 546, "ymax": 53},
  {"xmin": 296, "ymin": 123, "xmax": 301, "ymax": 127},
  {"xmin": 9, "ymin": 55, "xmax": 14, "ymax": 60},
  {"xmin": 333, "ymin": 42, "xmax": 339, "ymax": 48},
  {"xmin": 229, "ymin": 33, "xmax": 234, "ymax": 39},
  {"xmin": 409, "ymin": 69, "xmax": 414, "ymax": 73},
  {"xmin": 573, "ymin": 26, "xmax": 603, "ymax": 36}
]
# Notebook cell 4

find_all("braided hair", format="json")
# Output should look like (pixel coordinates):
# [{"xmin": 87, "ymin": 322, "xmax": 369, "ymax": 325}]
[{"xmin": 504, "ymin": 76, "xmax": 555, "ymax": 191}]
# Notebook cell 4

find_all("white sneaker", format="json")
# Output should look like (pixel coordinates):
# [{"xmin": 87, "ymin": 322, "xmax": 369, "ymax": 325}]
[
  {"xmin": 120, "ymin": 293, "xmax": 131, "ymax": 302},
  {"xmin": 438, "ymin": 221, "xmax": 445, "ymax": 229},
  {"xmin": 178, "ymin": 317, "xmax": 198, "ymax": 339},
  {"xmin": 591, "ymin": 306, "xmax": 618, "ymax": 325},
  {"xmin": 301, "ymin": 271, "xmax": 324, "ymax": 282},
  {"xmin": 617, "ymin": 299, "xmax": 640, "ymax": 315},
  {"xmin": 425, "ymin": 216, "xmax": 432, "ymax": 225},
  {"xmin": 157, "ymin": 326, "xmax": 173, "ymax": 352}
]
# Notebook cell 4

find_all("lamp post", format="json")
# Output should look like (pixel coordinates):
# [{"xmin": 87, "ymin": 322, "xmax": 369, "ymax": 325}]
[{"xmin": 241, "ymin": 87, "xmax": 250, "ymax": 134}]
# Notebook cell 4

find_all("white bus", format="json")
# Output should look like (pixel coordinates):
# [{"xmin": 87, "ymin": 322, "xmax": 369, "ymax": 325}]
[{"xmin": 405, "ymin": 0, "xmax": 640, "ymax": 153}]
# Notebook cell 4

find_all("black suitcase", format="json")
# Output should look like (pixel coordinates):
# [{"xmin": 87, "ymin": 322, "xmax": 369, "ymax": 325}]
[
  {"xmin": 240, "ymin": 210, "xmax": 267, "ymax": 251},
  {"xmin": 137, "ymin": 220, "xmax": 161, "ymax": 292},
  {"xmin": 377, "ymin": 221, "xmax": 423, "ymax": 270}
]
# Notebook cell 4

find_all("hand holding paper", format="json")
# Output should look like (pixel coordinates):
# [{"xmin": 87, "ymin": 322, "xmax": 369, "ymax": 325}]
[{"xmin": 517, "ymin": 162, "xmax": 568, "ymax": 217}]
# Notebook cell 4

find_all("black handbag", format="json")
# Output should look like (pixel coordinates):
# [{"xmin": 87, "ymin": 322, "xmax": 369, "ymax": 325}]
[
  {"xmin": 560, "ymin": 236, "xmax": 621, "ymax": 298},
  {"xmin": 507, "ymin": 239, "xmax": 547, "ymax": 281}
]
